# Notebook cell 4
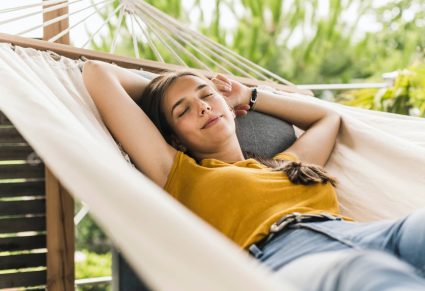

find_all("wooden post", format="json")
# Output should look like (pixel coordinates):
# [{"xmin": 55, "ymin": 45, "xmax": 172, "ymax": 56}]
[
  {"xmin": 43, "ymin": 0, "xmax": 70, "ymax": 44},
  {"xmin": 45, "ymin": 167, "xmax": 75, "ymax": 290},
  {"xmin": 43, "ymin": 1, "xmax": 74, "ymax": 290}
]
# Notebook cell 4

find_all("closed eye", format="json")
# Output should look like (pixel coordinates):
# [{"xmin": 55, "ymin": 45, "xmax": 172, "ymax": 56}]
[
  {"xmin": 178, "ymin": 94, "xmax": 213, "ymax": 117},
  {"xmin": 178, "ymin": 108, "xmax": 188, "ymax": 117}
]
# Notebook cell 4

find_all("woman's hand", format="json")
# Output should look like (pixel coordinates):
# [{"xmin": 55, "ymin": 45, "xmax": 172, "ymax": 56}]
[{"xmin": 211, "ymin": 74, "xmax": 251, "ymax": 116}]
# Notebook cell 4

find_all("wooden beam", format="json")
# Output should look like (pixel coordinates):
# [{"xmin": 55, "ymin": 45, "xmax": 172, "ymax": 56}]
[
  {"xmin": 0, "ymin": 32, "xmax": 313, "ymax": 96},
  {"xmin": 45, "ymin": 167, "xmax": 75, "ymax": 291},
  {"xmin": 42, "ymin": 5, "xmax": 74, "ymax": 290},
  {"xmin": 43, "ymin": 0, "xmax": 70, "ymax": 44}
]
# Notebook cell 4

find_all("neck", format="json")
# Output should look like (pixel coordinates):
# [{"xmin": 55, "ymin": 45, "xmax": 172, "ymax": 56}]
[{"xmin": 192, "ymin": 136, "xmax": 245, "ymax": 163}]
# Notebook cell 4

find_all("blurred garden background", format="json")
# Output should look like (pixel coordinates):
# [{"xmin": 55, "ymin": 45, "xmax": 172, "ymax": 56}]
[{"xmin": 74, "ymin": 0, "xmax": 425, "ymax": 289}]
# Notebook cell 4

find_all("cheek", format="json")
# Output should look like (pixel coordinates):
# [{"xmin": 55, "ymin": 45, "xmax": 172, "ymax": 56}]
[
  {"xmin": 173, "ymin": 118, "xmax": 198, "ymax": 139},
  {"xmin": 218, "ymin": 99, "xmax": 232, "ymax": 115}
]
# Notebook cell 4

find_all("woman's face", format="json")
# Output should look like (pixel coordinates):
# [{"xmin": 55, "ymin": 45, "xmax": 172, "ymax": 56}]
[{"xmin": 162, "ymin": 75, "xmax": 236, "ymax": 154}]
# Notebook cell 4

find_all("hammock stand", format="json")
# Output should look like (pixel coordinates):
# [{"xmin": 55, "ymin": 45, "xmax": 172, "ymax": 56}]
[{"xmin": 0, "ymin": 31, "xmax": 307, "ymax": 290}]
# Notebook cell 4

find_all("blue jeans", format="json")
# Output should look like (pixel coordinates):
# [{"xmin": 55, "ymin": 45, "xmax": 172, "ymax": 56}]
[{"xmin": 249, "ymin": 209, "xmax": 425, "ymax": 290}]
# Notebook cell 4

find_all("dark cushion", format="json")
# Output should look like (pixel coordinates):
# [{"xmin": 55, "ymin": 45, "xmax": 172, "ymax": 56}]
[
  {"xmin": 235, "ymin": 112, "xmax": 296, "ymax": 158},
  {"xmin": 130, "ymin": 69, "xmax": 296, "ymax": 158}
]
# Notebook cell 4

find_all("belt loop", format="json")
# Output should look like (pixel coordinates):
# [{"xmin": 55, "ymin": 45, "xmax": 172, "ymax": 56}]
[{"xmin": 248, "ymin": 244, "xmax": 263, "ymax": 259}]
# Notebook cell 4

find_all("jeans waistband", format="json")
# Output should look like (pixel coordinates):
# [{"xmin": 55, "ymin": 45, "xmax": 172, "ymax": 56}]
[{"xmin": 248, "ymin": 212, "xmax": 342, "ymax": 258}]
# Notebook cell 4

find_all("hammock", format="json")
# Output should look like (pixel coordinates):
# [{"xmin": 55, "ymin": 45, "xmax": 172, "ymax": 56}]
[
  {"xmin": 0, "ymin": 1, "xmax": 424, "ymax": 289},
  {"xmin": 1, "ymin": 41, "xmax": 424, "ymax": 291},
  {"xmin": 0, "ymin": 42, "xmax": 295, "ymax": 291}
]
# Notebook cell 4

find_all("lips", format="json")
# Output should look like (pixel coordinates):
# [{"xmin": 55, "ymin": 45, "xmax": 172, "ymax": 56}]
[{"xmin": 202, "ymin": 115, "xmax": 223, "ymax": 129}]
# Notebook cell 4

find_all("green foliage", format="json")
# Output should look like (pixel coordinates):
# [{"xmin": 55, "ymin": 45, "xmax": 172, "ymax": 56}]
[
  {"xmin": 76, "ymin": 250, "xmax": 112, "ymax": 291},
  {"xmin": 76, "ymin": 250, "xmax": 112, "ymax": 279},
  {"xmin": 87, "ymin": 0, "xmax": 425, "ymax": 85},
  {"xmin": 338, "ymin": 63, "xmax": 425, "ymax": 116},
  {"xmin": 75, "ymin": 199, "xmax": 111, "ymax": 254},
  {"xmin": 74, "ymin": 201, "xmax": 112, "ymax": 287},
  {"xmin": 76, "ymin": 213, "xmax": 111, "ymax": 254}
]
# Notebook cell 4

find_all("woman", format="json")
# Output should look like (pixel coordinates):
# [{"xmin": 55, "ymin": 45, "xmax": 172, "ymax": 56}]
[{"xmin": 82, "ymin": 60, "xmax": 425, "ymax": 290}]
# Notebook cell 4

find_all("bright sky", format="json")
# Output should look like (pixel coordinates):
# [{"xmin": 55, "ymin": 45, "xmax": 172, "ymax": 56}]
[
  {"xmin": 0, "ymin": 0, "xmax": 112, "ymax": 47},
  {"xmin": 0, "ymin": 0, "xmax": 407, "ymax": 49}
]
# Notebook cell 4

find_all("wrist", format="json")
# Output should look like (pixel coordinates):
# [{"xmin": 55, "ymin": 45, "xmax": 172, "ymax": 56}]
[{"xmin": 241, "ymin": 86, "xmax": 253, "ymax": 106}]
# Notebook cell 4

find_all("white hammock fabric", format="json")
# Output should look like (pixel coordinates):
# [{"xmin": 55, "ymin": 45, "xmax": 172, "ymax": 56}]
[
  {"xmin": 276, "ymin": 91, "xmax": 425, "ymax": 221},
  {"xmin": 0, "ymin": 44, "xmax": 424, "ymax": 290},
  {"xmin": 0, "ymin": 44, "xmax": 293, "ymax": 291}
]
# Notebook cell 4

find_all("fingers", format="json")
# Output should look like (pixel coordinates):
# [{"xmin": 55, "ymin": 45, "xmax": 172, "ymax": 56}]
[
  {"xmin": 211, "ymin": 77, "xmax": 231, "ymax": 92},
  {"xmin": 234, "ymin": 104, "xmax": 250, "ymax": 111},
  {"xmin": 216, "ymin": 83, "xmax": 232, "ymax": 92},
  {"xmin": 215, "ymin": 74, "xmax": 232, "ymax": 85},
  {"xmin": 235, "ymin": 109, "xmax": 248, "ymax": 117},
  {"xmin": 233, "ymin": 104, "xmax": 250, "ymax": 117},
  {"xmin": 211, "ymin": 74, "xmax": 232, "ymax": 91}
]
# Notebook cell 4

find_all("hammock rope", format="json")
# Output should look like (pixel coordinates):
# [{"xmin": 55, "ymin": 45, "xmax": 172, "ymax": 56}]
[
  {"xmin": 134, "ymin": 5, "xmax": 188, "ymax": 66},
  {"xmin": 0, "ymin": 0, "xmax": 83, "ymax": 26},
  {"xmin": 132, "ymin": 14, "xmax": 165, "ymax": 63},
  {"xmin": 134, "ymin": 2, "xmax": 248, "ymax": 76},
  {"xmin": 134, "ymin": 4, "xmax": 210, "ymax": 70},
  {"xmin": 48, "ymin": 0, "xmax": 113, "ymax": 43},
  {"xmin": 135, "ymin": 0, "xmax": 272, "ymax": 80},
  {"xmin": 0, "ymin": 0, "xmax": 293, "ymax": 85},
  {"xmin": 0, "ymin": 0, "xmax": 69, "ymax": 14},
  {"xmin": 129, "ymin": 12, "xmax": 139, "ymax": 59},
  {"xmin": 17, "ymin": 0, "xmax": 111, "ymax": 36},
  {"xmin": 110, "ymin": 2, "xmax": 126, "ymax": 54},
  {"xmin": 81, "ymin": 3, "xmax": 124, "ymax": 49}
]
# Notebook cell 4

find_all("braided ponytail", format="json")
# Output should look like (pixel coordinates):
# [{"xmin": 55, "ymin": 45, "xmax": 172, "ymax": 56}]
[{"xmin": 245, "ymin": 152, "xmax": 338, "ymax": 187}]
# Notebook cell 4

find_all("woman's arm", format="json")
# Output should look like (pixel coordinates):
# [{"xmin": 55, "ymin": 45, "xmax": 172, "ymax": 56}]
[
  {"xmin": 249, "ymin": 90, "xmax": 341, "ymax": 167},
  {"xmin": 245, "ymin": 89, "xmax": 337, "ymax": 131},
  {"xmin": 82, "ymin": 60, "xmax": 176, "ymax": 188},
  {"xmin": 83, "ymin": 60, "xmax": 151, "ymax": 102},
  {"xmin": 212, "ymin": 75, "xmax": 341, "ymax": 167}
]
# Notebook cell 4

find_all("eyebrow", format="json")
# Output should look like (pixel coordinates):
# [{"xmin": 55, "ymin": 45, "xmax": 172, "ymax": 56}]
[{"xmin": 170, "ymin": 83, "xmax": 208, "ymax": 116}]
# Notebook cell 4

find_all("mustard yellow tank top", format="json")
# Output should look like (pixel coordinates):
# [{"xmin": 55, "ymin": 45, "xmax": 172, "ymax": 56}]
[{"xmin": 164, "ymin": 150, "xmax": 352, "ymax": 250}]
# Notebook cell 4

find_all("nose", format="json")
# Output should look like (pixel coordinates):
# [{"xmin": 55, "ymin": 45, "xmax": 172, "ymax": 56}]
[{"xmin": 199, "ymin": 101, "xmax": 211, "ymax": 115}]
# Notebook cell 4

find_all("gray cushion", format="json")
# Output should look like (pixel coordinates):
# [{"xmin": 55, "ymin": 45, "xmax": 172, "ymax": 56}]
[
  {"xmin": 130, "ymin": 69, "xmax": 296, "ymax": 158},
  {"xmin": 235, "ymin": 112, "xmax": 296, "ymax": 158}
]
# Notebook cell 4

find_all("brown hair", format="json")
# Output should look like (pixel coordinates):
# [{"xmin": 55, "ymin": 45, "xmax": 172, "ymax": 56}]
[
  {"xmin": 245, "ymin": 152, "xmax": 338, "ymax": 187},
  {"xmin": 137, "ymin": 71, "xmax": 338, "ymax": 187}
]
